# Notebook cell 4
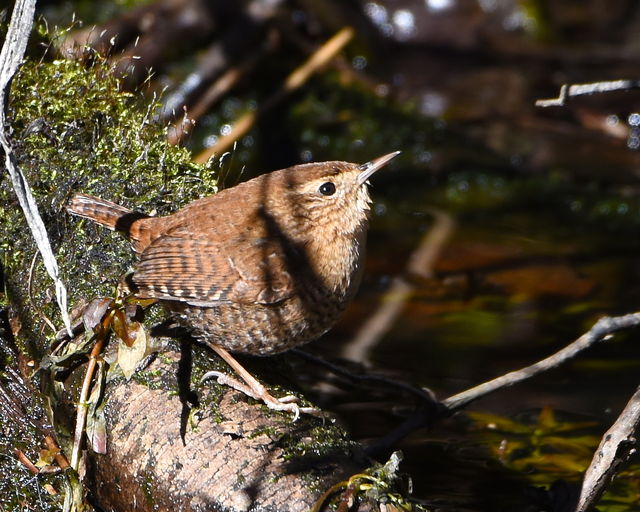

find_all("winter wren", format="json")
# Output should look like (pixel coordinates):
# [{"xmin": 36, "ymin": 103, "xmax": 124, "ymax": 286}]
[{"xmin": 67, "ymin": 152, "xmax": 399, "ymax": 356}]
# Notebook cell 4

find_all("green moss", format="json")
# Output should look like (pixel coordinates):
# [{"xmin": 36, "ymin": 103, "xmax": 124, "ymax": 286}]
[
  {"xmin": 139, "ymin": 467, "xmax": 157, "ymax": 508},
  {"xmin": 281, "ymin": 421, "xmax": 356, "ymax": 462},
  {"xmin": 131, "ymin": 365, "xmax": 168, "ymax": 391},
  {"xmin": 1, "ymin": 56, "xmax": 218, "ymax": 355}
]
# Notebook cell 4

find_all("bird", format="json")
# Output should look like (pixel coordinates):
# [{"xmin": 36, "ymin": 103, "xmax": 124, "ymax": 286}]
[{"xmin": 66, "ymin": 151, "xmax": 400, "ymax": 416}]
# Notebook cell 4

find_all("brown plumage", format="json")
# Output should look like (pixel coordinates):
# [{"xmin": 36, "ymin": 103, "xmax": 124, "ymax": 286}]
[{"xmin": 67, "ymin": 153, "xmax": 399, "ymax": 356}]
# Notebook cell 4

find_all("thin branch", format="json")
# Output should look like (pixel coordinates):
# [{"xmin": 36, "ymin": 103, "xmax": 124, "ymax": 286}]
[
  {"xmin": 70, "ymin": 314, "xmax": 111, "ymax": 470},
  {"xmin": 291, "ymin": 348, "xmax": 437, "ymax": 404},
  {"xmin": 194, "ymin": 26, "xmax": 354, "ymax": 163},
  {"xmin": 13, "ymin": 448, "xmax": 39, "ymax": 474},
  {"xmin": 167, "ymin": 31, "xmax": 278, "ymax": 146},
  {"xmin": 443, "ymin": 313, "xmax": 640, "ymax": 411},
  {"xmin": 536, "ymin": 79, "xmax": 640, "ymax": 107},
  {"xmin": 576, "ymin": 385, "xmax": 640, "ymax": 512}
]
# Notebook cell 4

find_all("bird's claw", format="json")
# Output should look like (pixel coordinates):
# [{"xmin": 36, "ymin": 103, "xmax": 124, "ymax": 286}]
[{"xmin": 201, "ymin": 371, "xmax": 323, "ymax": 420}]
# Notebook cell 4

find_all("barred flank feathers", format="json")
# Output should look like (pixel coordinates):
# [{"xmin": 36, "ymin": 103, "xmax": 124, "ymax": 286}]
[{"xmin": 66, "ymin": 193, "xmax": 148, "ymax": 235}]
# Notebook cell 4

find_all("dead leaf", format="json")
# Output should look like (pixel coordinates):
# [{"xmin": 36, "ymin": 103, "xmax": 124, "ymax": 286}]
[{"xmin": 116, "ymin": 324, "xmax": 149, "ymax": 380}]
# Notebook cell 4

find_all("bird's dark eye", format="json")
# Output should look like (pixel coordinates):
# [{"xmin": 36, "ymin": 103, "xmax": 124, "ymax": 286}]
[{"xmin": 318, "ymin": 182, "xmax": 336, "ymax": 196}]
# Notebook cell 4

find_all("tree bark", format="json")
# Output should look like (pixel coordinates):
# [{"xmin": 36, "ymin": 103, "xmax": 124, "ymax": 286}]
[{"xmin": 84, "ymin": 347, "xmax": 375, "ymax": 512}]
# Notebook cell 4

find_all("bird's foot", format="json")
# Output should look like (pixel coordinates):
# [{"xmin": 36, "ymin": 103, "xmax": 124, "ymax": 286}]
[{"xmin": 201, "ymin": 370, "xmax": 322, "ymax": 421}]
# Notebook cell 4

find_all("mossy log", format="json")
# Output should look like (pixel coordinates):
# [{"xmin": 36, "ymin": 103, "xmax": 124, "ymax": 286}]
[
  {"xmin": 86, "ymin": 348, "xmax": 369, "ymax": 512},
  {"xmin": 1, "ymin": 55, "xmax": 411, "ymax": 511}
]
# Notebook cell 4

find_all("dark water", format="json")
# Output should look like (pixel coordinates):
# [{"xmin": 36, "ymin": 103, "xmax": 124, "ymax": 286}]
[
  {"xmin": 284, "ymin": 2, "xmax": 640, "ymax": 505},
  {"xmin": 315, "ymin": 177, "xmax": 640, "ymax": 509}
]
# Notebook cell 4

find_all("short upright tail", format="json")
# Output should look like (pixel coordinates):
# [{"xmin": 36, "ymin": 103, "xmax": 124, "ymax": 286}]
[{"xmin": 66, "ymin": 193, "xmax": 148, "ymax": 234}]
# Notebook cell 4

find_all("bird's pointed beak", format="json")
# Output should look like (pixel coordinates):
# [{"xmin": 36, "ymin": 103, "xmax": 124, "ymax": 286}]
[{"xmin": 357, "ymin": 151, "xmax": 401, "ymax": 185}]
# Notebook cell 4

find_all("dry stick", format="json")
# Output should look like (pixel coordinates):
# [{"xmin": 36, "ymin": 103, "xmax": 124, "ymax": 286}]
[
  {"xmin": 168, "ymin": 41, "xmax": 269, "ymax": 146},
  {"xmin": 576, "ymin": 385, "xmax": 640, "ymax": 512},
  {"xmin": 536, "ymin": 79, "xmax": 640, "ymax": 107},
  {"xmin": 292, "ymin": 348, "xmax": 436, "ymax": 403},
  {"xmin": 161, "ymin": 0, "xmax": 280, "ymax": 122},
  {"xmin": 193, "ymin": 26, "xmax": 354, "ymax": 163},
  {"xmin": 70, "ymin": 314, "xmax": 112, "ymax": 470},
  {"xmin": 44, "ymin": 435, "xmax": 70, "ymax": 471},
  {"xmin": 13, "ymin": 436, "xmax": 69, "ymax": 475},
  {"xmin": 14, "ymin": 448, "xmax": 40, "ymax": 474},
  {"xmin": 443, "ymin": 312, "xmax": 640, "ymax": 411},
  {"xmin": 341, "ymin": 208, "xmax": 456, "ymax": 363},
  {"xmin": 278, "ymin": 20, "xmax": 384, "ymax": 97},
  {"xmin": 168, "ymin": 63, "xmax": 250, "ymax": 146}
]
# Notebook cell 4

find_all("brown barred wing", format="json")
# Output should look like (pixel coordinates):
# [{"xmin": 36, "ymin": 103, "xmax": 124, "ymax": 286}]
[{"xmin": 131, "ymin": 228, "xmax": 295, "ymax": 306}]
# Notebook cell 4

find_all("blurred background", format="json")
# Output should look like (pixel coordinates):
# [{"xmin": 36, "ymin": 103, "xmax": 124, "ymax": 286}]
[{"xmin": 11, "ymin": 0, "xmax": 640, "ymax": 510}]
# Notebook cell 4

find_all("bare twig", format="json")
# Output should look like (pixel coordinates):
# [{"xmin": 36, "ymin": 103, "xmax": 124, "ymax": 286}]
[
  {"xmin": 536, "ymin": 80, "xmax": 640, "ymax": 107},
  {"xmin": 167, "ymin": 32, "xmax": 277, "ymax": 146},
  {"xmin": 341, "ymin": 208, "xmax": 455, "ymax": 363},
  {"xmin": 160, "ymin": 0, "xmax": 281, "ymax": 120},
  {"xmin": 14, "ymin": 448, "xmax": 39, "ymax": 474},
  {"xmin": 194, "ymin": 26, "xmax": 354, "ymax": 163},
  {"xmin": 44, "ymin": 435, "xmax": 70, "ymax": 471},
  {"xmin": 70, "ymin": 313, "xmax": 112, "ymax": 470},
  {"xmin": 0, "ymin": 0, "xmax": 72, "ymax": 336},
  {"xmin": 576, "ymin": 385, "xmax": 640, "ymax": 512},
  {"xmin": 443, "ymin": 313, "xmax": 640, "ymax": 411}
]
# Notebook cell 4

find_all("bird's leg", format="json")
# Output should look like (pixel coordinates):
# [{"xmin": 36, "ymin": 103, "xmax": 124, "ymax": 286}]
[{"xmin": 202, "ymin": 344, "xmax": 322, "ymax": 420}]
